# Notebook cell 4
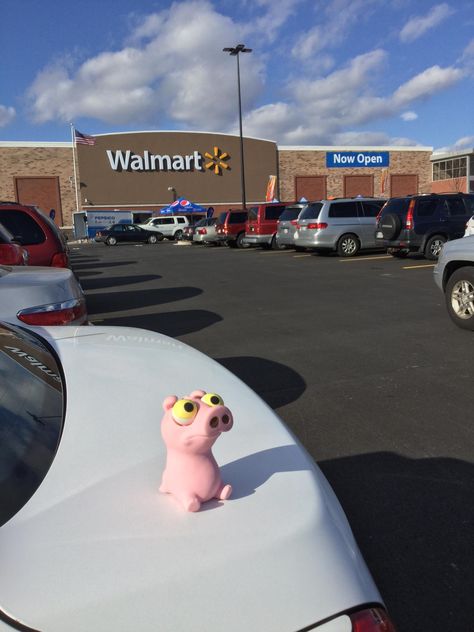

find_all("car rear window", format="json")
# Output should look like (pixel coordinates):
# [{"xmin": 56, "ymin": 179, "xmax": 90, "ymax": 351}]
[
  {"xmin": 328, "ymin": 202, "xmax": 359, "ymax": 218},
  {"xmin": 382, "ymin": 198, "xmax": 410, "ymax": 216},
  {"xmin": 0, "ymin": 210, "xmax": 46, "ymax": 245},
  {"xmin": 360, "ymin": 200, "xmax": 385, "ymax": 217},
  {"xmin": 228, "ymin": 212, "xmax": 247, "ymax": 224},
  {"xmin": 264, "ymin": 205, "xmax": 285, "ymax": 220},
  {"xmin": 279, "ymin": 207, "xmax": 302, "ymax": 222},
  {"xmin": 299, "ymin": 203, "xmax": 323, "ymax": 220},
  {"xmin": 0, "ymin": 323, "xmax": 65, "ymax": 527}
]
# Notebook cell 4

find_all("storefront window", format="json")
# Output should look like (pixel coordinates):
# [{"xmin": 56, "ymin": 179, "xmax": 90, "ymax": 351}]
[{"xmin": 433, "ymin": 157, "xmax": 467, "ymax": 181}]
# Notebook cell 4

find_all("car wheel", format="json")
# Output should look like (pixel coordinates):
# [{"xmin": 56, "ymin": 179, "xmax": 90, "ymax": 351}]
[
  {"xmin": 337, "ymin": 234, "xmax": 360, "ymax": 257},
  {"xmin": 425, "ymin": 234, "xmax": 446, "ymax": 260},
  {"xmin": 148, "ymin": 234, "xmax": 158, "ymax": 244},
  {"xmin": 106, "ymin": 236, "xmax": 117, "ymax": 246},
  {"xmin": 174, "ymin": 230, "xmax": 183, "ymax": 241},
  {"xmin": 445, "ymin": 267, "xmax": 474, "ymax": 330},
  {"xmin": 236, "ymin": 232, "xmax": 247, "ymax": 249}
]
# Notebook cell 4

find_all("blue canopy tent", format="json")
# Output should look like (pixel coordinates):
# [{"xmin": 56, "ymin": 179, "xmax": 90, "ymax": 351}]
[{"xmin": 160, "ymin": 197, "xmax": 207, "ymax": 215}]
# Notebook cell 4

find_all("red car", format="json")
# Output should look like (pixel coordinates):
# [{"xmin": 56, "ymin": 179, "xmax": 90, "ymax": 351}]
[
  {"xmin": 244, "ymin": 202, "xmax": 287, "ymax": 249},
  {"xmin": 0, "ymin": 202, "xmax": 69, "ymax": 267},
  {"xmin": 216, "ymin": 210, "xmax": 248, "ymax": 248},
  {"xmin": 0, "ymin": 221, "xmax": 29, "ymax": 265}
]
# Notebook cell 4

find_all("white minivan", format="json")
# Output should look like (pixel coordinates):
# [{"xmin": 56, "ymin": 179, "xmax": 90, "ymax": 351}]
[{"xmin": 138, "ymin": 215, "xmax": 189, "ymax": 240}]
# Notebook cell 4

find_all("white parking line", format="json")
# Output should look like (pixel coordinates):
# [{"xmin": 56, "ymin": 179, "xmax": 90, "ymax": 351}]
[
  {"xmin": 402, "ymin": 263, "xmax": 436, "ymax": 270},
  {"xmin": 338, "ymin": 255, "xmax": 393, "ymax": 262},
  {"xmin": 293, "ymin": 254, "xmax": 312, "ymax": 258}
]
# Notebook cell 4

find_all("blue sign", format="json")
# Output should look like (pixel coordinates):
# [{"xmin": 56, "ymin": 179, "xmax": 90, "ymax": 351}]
[{"xmin": 326, "ymin": 151, "xmax": 389, "ymax": 168}]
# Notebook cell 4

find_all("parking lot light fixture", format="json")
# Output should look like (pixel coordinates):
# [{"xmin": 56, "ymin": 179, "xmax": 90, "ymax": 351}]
[{"xmin": 223, "ymin": 44, "xmax": 252, "ymax": 210}]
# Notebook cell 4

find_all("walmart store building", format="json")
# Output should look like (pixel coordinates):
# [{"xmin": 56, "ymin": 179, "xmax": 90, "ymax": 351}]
[{"xmin": 1, "ymin": 130, "xmax": 470, "ymax": 233}]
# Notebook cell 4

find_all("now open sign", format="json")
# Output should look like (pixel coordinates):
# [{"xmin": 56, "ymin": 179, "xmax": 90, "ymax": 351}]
[{"xmin": 326, "ymin": 151, "xmax": 389, "ymax": 168}]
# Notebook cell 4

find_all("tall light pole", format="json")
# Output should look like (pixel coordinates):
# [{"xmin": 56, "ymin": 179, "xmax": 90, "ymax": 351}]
[{"xmin": 223, "ymin": 44, "xmax": 252, "ymax": 210}]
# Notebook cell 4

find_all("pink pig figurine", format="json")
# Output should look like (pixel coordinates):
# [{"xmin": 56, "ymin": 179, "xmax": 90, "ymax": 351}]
[{"xmin": 159, "ymin": 390, "xmax": 233, "ymax": 512}]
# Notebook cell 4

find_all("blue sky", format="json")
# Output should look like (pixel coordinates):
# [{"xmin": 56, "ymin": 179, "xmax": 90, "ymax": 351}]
[{"xmin": 1, "ymin": 0, "xmax": 473, "ymax": 151}]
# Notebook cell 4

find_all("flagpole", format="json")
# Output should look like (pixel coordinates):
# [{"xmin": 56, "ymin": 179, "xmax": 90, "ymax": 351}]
[{"xmin": 70, "ymin": 123, "xmax": 80, "ymax": 215}]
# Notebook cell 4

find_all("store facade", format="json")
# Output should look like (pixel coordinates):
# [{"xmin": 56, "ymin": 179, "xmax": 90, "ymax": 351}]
[{"xmin": 0, "ymin": 131, "xmax": 434, "ymax": 230}]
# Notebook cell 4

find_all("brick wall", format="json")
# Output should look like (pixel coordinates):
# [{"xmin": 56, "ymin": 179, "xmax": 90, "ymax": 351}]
[
  {"xmin": 0, "ymin": 146, "xmax": 76, "ymax": 226},
  {"xmin": 278, "ymin": 148, "xmax": 433, "ymax": 201}
]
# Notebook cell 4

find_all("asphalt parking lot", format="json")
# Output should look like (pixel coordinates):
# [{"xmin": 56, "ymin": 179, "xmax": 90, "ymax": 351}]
[{"xmin": 71, "ymin": 240, "xmax": 474, "ymax": 632}]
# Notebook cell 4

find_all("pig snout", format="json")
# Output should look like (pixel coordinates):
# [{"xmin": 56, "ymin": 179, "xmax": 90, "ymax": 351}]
[{"xmin": 205, "ymin": 406, "xmax": 233, "ymax": 433}]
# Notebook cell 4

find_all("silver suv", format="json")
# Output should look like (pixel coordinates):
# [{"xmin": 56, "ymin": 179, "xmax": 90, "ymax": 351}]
[
  {"xmin": 138, "ymin": 215, "xmax": 190, "ymax": 240},
  {"xmin": 294, "ymin": 197, "xmax": 386, "ymax": 256}
]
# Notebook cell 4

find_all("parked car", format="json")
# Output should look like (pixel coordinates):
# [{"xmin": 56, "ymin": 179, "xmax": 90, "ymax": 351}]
[
  {"xmin": 216, "ymin": 210, "xmax": 249, "ymax": 248},
  {"xmin": 0, "ymin": 265, "xmax": 87, "ymax": 326},
  {"xmin": 182, "ymin": 217, "xmax": 206, "ymax": 241},
  {"xmin": 275, "ymin": 203, "xmax": 306, "ymax": 249},
  {"xmin": 192, "ymin": 217, "xmax": 219, "ymax": 245},
  {"xmin": 0, "ymin": 322, "xmax": 396, "ymax": 632},
  {"xmin": 0, "ymin": 201, "xmax": 69, "ymax": 267},
  {"xmin": 294, "ymin": 197, "xmax": 386, "ymax": 256},
  {"xmin": 464, "ymin": 215, "xmax": 474, "ymax": 237},
  {"xmin": 0, "ymin": 221, "xmax": 29, "ymax": 265},
  {"xmin": 95, "ymin": 223, "xmax": 163, "ymax": 246},
  {"xmin": 434, "ymin": 235, "xmax": 474, "ymax": 330},
  {"xmin": 375, "ymin": 193, "xmax": 474, "ymax": 260},
  {"xmin": 244, "ymin": 202, "xmax": 287, "ymax": 249},
  {"xmin": 138, "ymin": 215, "xmax": 192, "ymax": 240}
]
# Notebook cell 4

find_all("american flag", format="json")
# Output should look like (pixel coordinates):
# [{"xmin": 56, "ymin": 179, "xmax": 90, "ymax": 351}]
[{"xmin": 74, "ymin": 129, "xmax": 96, "ymax": 146}]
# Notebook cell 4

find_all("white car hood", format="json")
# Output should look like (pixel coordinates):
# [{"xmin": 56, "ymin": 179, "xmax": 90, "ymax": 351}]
[{"xmin": 0, "ymin": 327, "xmax": 380, "ymax": 632}]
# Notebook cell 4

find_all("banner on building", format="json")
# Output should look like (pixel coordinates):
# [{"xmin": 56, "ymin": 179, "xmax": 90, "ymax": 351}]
[
  {"xmin": 266, "ymin": 175, "xmax": 277, "ymax": 202},
  {"xmin": 381, "ymin": 168, "xmax": 389, "ymax": 194}
]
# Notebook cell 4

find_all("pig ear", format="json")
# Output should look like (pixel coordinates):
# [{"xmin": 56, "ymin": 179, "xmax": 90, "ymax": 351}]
[
  {"xmin": 163, "ymin": 396, "xmax": 178, "ymax": 411},
  {"xmin": 190, "ymin": 389, "xmax": 206, "ymax": 400}
]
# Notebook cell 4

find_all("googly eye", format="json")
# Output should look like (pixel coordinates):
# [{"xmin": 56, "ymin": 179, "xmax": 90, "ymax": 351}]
[
  {"xmin": 172, "ymin": 399, "xmax": 198, "ymax": 425},
  {"xmin": 201, "ymin": 393, "xmax": 224, "ymax": 407}
]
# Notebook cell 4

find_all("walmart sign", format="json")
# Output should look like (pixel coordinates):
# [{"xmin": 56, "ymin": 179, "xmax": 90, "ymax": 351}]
[{"xmin": 326, "ymin": 151, "xmax": 389, "ymax": 168}]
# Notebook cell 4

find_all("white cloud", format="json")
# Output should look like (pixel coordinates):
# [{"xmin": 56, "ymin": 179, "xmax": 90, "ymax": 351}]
[
  {"xmin": 392, "ymin": 65, "xmax": 463, "ymax": 105},
  {"xmin": 0, "ymin": 104, "xmax": 16, "ymax": 127},
  {"xmin": 399, "ymin": 3, "xmax": 454, "ymax": 43},
  {"xmin": 292, "ymin": 0, "xmax": 380, "ymax": 61},
  {"xmin": 28, "ymin": 1, "xmax": 265, "ymax": 130},
  {"xmin": 434, "ymin": 135, "xmax": 474, "ymax": 153},
  {"xmin": 401, "ymin": 111, "xmax": 418, "ymax": 121}
]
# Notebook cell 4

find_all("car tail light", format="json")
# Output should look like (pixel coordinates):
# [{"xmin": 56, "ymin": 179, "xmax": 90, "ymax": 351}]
[
  {"xmin": 0, "ymin": 244, "xmax": 27, "ymax": 266},
  {"xmin": 350, "ymin": 607, "xmax": 397, "ymax": 631},
  {"xmin": 307, "ymin": 222, "xmax": 328, "ymax": 230},
  {"xmin": 51, "ymin": 252, "xmax": 69, "ymax": 268},
  {"xmin": 290, "ymin": 220, "xmax": 298, "ymax": 226},
  {"xmin": 405, "ymin": 200, "xmax": 415, "ymax": 230},
  {"xmin": 17, "ymin": 298, "xmax": 87, "ymax": 326},
  {"xmin": 198, "ymin": 228, "xmax": 207, "ymax": 235}
]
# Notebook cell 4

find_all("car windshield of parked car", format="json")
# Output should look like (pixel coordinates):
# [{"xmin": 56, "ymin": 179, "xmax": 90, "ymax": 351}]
[
  {"xmin": 0, "ymin": 323, "xmax": 65, "ymax": 527},
  {"xmin": 299, "ymin": 203, "xmax": 323, "ymax": 220},
  {"xmin": 279, "ymin": 207, "xmax": 303, "ymax": 222},
  {"xmin": 0, "ymin": 210, "xmax": 46, "ymax": 245}
]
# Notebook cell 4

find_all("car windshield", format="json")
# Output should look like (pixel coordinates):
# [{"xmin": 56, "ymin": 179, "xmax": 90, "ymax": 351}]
[
  {"xmin": 299, "ymin": 203, "xmax": 323, "ymax": 220},
  {"xmin": 279, "ymin": 206, "xmax": 303, "ymax": 222},
  {"xmin": 0, "ymin": 323, "xmax": 65, "ymax": 527}
]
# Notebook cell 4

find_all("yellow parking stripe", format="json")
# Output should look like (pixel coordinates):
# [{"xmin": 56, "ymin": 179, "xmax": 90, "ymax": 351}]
[
  {"xmin": 339, "ymin": 255, "xmax": 393, "ymax": 262},
  {"xmin": 402, "ymin": 263, "xmax": 436, "ymax": 269}
]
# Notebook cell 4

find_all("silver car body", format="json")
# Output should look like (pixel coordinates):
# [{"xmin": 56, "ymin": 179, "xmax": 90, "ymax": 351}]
[
  {"xmin": 433, "ymin": 235, "xmax": 474, "ymax": 291},
  {"xmin": 294, "ymin": 198, "xmax": 386, "ymax": 253},
  {"xmin": 0, "ymin": 325, "xmax": 384, "ymax": 632},
  {"xmin": 464, "ymin": 215, "xmax": 474, "ymax": 237},
  {"xmin": 0, "ymin": 265, "xmax": 86, "ymax": 326},
  {"xmin": 192, "ymin": 218, "xmax": 218, "ymax": 243},
  {"xmin": 276, "ymin": 204, "xmax": 305, "ymax": 247}
]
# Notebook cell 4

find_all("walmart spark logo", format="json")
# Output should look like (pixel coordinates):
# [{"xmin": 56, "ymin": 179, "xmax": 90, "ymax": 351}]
[{"xmin": 204, "ymin": 147, "xmax": 230, "ymax": 175}]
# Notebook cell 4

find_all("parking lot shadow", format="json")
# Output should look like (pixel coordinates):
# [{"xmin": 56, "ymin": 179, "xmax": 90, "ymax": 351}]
[
  {"xmin": 80, "ymin": 274, "xmax": 162, "ymax": 291},
  {"xmin": 86, "ymin": 286, "xmax": 202, "ymax": 315},
  {"xmin": 98, "ymin": 309, "xmax": 222, "ymax": 336},
  {"xmin": 319, "ymin": 451, "xmax": 474, "ymax": 632},
  {"xmin": 216, "ymin": 356, "xmax": 306, "ymax": 409}
]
